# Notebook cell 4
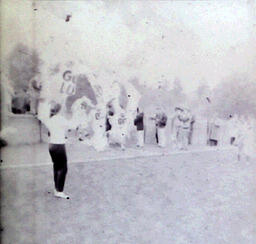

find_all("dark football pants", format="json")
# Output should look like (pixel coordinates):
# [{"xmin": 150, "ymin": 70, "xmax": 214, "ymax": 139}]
[{"xmin": 49, "ymin": 144, "xmax": 68, "ymax": 192}]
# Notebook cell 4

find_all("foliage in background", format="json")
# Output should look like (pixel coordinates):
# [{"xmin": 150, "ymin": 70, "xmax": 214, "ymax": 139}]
[
  {"xmin": 8, "ymin": 43, "xmax": 39, "ymax": 93},
  {"xmin": 6, "ymin": 44, "xmax": 256, "ymax": 120},
  {"xmin": 190, "ymin": 75, "xmax": 256, "ymax": 120},
  {"xmin": 211, "ymin": 75, "xmax": 256, "ymax": 119}
]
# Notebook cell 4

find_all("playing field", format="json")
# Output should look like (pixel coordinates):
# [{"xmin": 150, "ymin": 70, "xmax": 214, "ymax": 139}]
[{"xmin": 1, "ymin": 145, "xmax": 255, "ymax": 244}]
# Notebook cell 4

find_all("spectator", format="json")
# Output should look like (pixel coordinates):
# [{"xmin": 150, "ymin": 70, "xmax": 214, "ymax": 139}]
[
  {"xmin": 171, "ymin": 107, "xmax": 183, "ymax": 149},
  {"xmin": 91, "ymin": 106, "xmax": 108, "ymax": 151},
  {"xmin": 71, "ymin": 96, "xmax": 95, "ymax": 142},
  {"xmin": 236, "ymin": 117, "xmax": 256, "ymax": 161},
  {"xmin": 227, "ymin": 114, "xmax": 239, "ymax": 145},
  {"xmin": 11, "ymin": 91, "xmax": 31, "ymax": 114},
  {"xmin": 177, "ymin": 108, "xmax": 191, "ymax": 150},
  {"xmin": 153, "ymin": 108, "xmax": 168, "ymax": 147},
  {"xmin": 134, "ymin": 108, "xmax": 144, "ymax": 147},
  {"xmin": 188, "ymin": 113, "xmax": 195, "ymax": 145},
  {"xmin": 105, "ymin": 100, "xmax": 115, "ymax": 136},
  {"xmin": 207, "ymin": 113, "xmax": 221, "ymax": 146},
  {"xmin": 108, "ymin": 110, "xmax": 127, "ymax": 150}
]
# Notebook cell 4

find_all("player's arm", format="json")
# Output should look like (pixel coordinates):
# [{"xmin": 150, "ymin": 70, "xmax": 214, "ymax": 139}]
[{"xmin": 38, "ymin": 111, "xmax": 51, "ymax": 129}]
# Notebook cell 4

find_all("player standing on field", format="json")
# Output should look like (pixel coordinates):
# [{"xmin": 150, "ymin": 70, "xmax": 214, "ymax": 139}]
[{"xmin": 40, "ymin": 102, "xmax": 79, "ymax": 199}]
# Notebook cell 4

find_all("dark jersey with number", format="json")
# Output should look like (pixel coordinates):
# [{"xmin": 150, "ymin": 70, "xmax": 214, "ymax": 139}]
[{"xmin": 134, "ymin": 113, "xmax": 144, "ymax": 131}]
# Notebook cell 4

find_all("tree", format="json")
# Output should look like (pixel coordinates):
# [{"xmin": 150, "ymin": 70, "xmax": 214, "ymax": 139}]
[
  {"xmin": 169, "ymin": 78, "xmax": 186, "ymax": 106},
  {"xmin": 8, "ymin": 44, "xmax": 39, "ymax": 93},
  {"xmin": 211, "ymin": 75, "xmax": 256, "ymax": 119},
  {"xmin": 196, "ymin": 83, "xmax": 211, "ymax": 100},
  {"xmin": 190, "ymin": 83, "xmax": 212, "ymax": 116}
]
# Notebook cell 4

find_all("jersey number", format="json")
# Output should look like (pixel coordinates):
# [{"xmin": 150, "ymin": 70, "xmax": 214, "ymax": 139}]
[{"xmin": 60, "ymin": 70, "xmax": 76, "ymax": 95}]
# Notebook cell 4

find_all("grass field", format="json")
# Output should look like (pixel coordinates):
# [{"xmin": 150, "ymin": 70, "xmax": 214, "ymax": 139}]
[{"xmin": 1, "ymin": 145, "xmax": 256, "ymax": 244}]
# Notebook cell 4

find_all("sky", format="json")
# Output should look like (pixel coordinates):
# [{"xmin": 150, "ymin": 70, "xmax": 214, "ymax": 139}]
[{"xmin": 1, "ymin": 0, "xmax": 256, "ymax": 93}]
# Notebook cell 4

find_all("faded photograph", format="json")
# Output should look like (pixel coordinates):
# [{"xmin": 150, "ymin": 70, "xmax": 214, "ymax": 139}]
[{"xmin": 1, "ymin": 0, "xmax": 256, "ymax": 243}]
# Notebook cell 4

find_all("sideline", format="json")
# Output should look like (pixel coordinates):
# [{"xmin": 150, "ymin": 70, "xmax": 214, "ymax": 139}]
[{"xmin": 0, "ymin": 146, "xmax": 237, "ymax": 170}]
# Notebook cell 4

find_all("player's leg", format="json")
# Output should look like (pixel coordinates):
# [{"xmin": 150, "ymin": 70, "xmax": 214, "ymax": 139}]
[
  {"xmin": 49, "ymin": 144, "xmax": 69, "ymax": 199},
  {"xmin": 158, "ymin": 128, "xmax": 166, "ymax": 148},
  {"xmin": 137, "ymin": 130, "xmax": 144, "ymax": 147},
  {"xmin": 155, "ymin": 128, "xmax": 159, "ymax": 144},
  {"xmin": 120, "ymin": 132, "xmax": 126, "ymax": 150}
]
